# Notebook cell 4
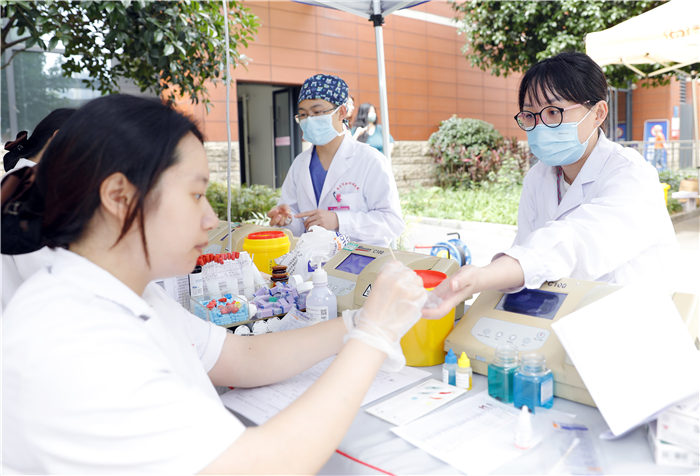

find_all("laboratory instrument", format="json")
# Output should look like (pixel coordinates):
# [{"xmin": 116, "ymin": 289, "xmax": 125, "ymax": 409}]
[
  {"xmin": 322, "ymin": 242, "xmax": 459, "ymax": 313},
  {"xmin": 446, "ymin": 278, "xmax": 620, "ymax": 405}
]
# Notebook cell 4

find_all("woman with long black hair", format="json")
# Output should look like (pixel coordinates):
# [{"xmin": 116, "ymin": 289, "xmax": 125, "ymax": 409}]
[{"xmin": 2, "ymin": 94, "xmax": 426, "ymax": 473}]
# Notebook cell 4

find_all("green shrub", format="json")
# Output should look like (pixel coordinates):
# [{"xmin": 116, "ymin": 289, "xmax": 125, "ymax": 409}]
[
  {"xmin": 658, "ymin": 169, "xmax": 698, "ymax": 191},
  {"xmin": 488, "ymin": 138, "xmax": 531, "ymax": 191},
  {"xmin": 666, "ymin": 197, "xmax": 683, "ymax": 215},
  {"xmin": 206, "ymin": 182, "xmax": 281, "ymax": 222},
  {"xmin": 400, "ymin": 185, "xmax": 521, "ymax": 225},
  {"xmin": 428, "ymin": 116, "xmax": 504, "ymax": 188}
]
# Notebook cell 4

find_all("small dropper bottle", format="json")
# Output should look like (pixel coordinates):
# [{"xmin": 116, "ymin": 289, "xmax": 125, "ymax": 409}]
[
  {"xmin": 442, "ymin": 349, "xmax": 457, "ymax": 386},
  {"xmin": 456, "ymin": 351, "xmax": 472, "ymax": 390}
]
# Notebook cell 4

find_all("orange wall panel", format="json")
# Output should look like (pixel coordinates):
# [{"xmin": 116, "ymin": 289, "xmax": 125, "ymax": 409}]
[{"xmin": 181, "ymin": 0, "xmax": 670, "ymax": 146}]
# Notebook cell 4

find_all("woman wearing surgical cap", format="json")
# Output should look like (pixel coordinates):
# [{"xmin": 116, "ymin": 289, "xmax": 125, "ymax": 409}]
[{"xmin": 267, "ymin": 74, "xmax": 404, "ymax": 247}]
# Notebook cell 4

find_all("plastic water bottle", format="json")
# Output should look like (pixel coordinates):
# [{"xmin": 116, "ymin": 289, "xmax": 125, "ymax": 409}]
[{"xmin": 306, "ymin": 267, "xmax": 337, "ymax": 321}]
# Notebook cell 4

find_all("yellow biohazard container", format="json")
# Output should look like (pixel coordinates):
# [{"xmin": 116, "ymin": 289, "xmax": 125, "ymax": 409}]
[
  {"xmin": 661, "ymin": 183, "xmax": 671, "ymax": 205},
  {"xmin": 400, "ymin": 270, "xmax": 456, "ymax": 367},
  {"xmin": 243, "ymin": 230, "xmax": 290, "ymax": 274}
]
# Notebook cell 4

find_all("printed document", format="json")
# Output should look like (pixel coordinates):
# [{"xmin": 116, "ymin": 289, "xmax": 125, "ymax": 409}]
[
  {"xmin": 392, "ymin": 391, "xmax": 567, "ymax": 474},
  {"xmin": 221, "ymin": 357, "xmax": 430, "ymax": 424}
]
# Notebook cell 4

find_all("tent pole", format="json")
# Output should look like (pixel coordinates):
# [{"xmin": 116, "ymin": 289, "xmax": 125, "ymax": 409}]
[
  {"xmin": 371, "ymin": 0, "xmax": 391, "ymax": 162},
  {"xmin": 693, "ymin": 77, "xmax": 699, "ymax": 168},
  {"xmin": 222, "ymin": 0, "xmax": 233, "ymax": 251}
]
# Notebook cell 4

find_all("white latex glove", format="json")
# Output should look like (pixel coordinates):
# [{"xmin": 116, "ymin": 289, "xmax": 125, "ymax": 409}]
[{"xmin": 342, "ymin": 261, "xmax": 427, "ymax": 371}]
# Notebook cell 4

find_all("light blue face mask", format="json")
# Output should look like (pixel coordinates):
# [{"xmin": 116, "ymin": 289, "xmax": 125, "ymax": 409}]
[
  {"xmin": 527, "ymin": 108, "xmax": 597, "ymax": 167},
  {"xmin": 299, "ymin": 106, "xmax": 342, "ymax": 146}
]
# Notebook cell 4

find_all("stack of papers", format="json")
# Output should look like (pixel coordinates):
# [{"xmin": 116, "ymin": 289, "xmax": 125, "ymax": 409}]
[{"xmin": 220, "ymin": 357, "xmax": 429, "ymax": 424}]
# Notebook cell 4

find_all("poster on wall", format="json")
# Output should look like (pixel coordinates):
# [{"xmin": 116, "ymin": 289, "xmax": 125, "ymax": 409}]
[
  {"xmin": 616, "ymin": 124, "xmax": 627, "ymax": 141},
  {"xmin": 643, "ymin": 119, "xmax": 669, "ymax": 171}
]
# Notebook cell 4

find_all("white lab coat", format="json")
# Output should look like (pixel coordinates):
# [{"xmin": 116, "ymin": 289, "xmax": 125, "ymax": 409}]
[
  {"xmin": 502, "ymin": 132, "xmax": 678, "ymax": 291},
  {"xmin": 279, "ymin": 134, "xmax": 404, "ymax": 247},
  {"xmin": 3, "ymin": 248, "xmax": 241, "ymax": 473}
]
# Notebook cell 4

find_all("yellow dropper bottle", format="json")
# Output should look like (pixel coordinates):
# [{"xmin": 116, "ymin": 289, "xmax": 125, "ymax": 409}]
[{"xmin": 457, "ymin": 351, "xmax": 473, "ymax": 390}]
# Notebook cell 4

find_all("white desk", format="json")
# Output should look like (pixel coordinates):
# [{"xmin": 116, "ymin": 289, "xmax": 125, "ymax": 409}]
[{"xmin": 315, "ymin": 367, "xmax": 694, "ymax": 475}]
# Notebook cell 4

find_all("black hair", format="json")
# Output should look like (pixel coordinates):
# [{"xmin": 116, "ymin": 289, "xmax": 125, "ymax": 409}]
[
  {"xmin": 36, "ymin": 94, "xmax": 203, "ymax": 261},
  {"xmin": 3, "ymin": 108, "xmax": 76, "ymax": 172},
  {"xmin": 518, "ymin": 52, "xmax": 608, "ymax": 111},
  {"xmin": 352, "ymin": 103, "xmax": 375, "ymax": 143}
]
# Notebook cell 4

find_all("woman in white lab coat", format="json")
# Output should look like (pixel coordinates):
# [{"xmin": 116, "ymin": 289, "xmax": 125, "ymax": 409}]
[
  {"xmin": 424, "ymin": 52, "xmax": 677, "ymax": 318},
  {"xmin": 267, "ymin": 74, "xmax": 403, "ymax": 247},
  {"xmin": 2, "ymin": 94, "xmax": 427, "ymax": 474}
]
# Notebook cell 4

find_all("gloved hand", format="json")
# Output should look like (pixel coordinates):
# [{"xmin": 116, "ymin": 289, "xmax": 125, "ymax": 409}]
[{"xmin": 342, "ymin": 261, "xmax": 427, "ymax": 371}]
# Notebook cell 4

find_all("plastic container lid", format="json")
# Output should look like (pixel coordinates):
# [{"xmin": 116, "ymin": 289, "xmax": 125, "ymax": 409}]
[
  {"xmin": 246, "ymin": 230, "xmax": 286, "ymax": 240},
  {"xmin": 414, "ymin": 269, "xmax": 447, "ymax": 289},
  {"xmin": 312, "ymin": 267, "xmax": 328, "ymax": 285},
  {"xmin": 445, "ymin": 348, "xmax": 457, "ymax": 364}
]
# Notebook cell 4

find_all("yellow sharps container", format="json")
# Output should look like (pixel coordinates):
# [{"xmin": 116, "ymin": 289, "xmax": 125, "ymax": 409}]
[
  {"xmin": 242, "ymin": 230, "xmax": 290, "ymax": 274},
  {"xmin": 400, "ymin": 270, "xmax": 455, "ymax": 366}
]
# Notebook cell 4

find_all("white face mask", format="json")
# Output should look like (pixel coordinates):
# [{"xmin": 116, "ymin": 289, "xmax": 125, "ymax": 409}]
[
  {"xmin": 527, "ymin": 108, "xmax": 597, "ymax": 166},
  {"xmin": 299, "ymin": 106, "xmax": 342, "ymax": 145},
  {"xmin": 367, "ymin": 112, "xmax": 377, "ymax": 123}
]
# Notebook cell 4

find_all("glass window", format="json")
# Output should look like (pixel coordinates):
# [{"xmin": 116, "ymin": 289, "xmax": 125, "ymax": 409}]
[{"xmin": 2, "ymin": 49, "xmax": 101, "ymax": 141}]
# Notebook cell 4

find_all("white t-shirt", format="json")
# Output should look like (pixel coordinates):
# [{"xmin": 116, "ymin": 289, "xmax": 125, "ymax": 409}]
[{"xmin": 2, "ymin": 248, "xmax": 244, "ymax": 473}]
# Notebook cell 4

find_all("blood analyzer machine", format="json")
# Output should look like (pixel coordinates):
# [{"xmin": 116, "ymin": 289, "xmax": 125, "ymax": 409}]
[
  {"xmin": 323, "ymin": 242, "xmax": 461, "ymax": 314},
  {"xmin": 445, "ymin": 278, "xmax": 621, "ymax": 406}
]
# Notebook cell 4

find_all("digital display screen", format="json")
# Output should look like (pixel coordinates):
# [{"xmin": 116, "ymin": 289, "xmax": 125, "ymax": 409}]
[
  {"xmin": 495, "ymin": 288, "xmax": 566, "ymax": 320},
  {"xmin": 335, "ymin": 253, "xmax": 375, "ymax": 275}
]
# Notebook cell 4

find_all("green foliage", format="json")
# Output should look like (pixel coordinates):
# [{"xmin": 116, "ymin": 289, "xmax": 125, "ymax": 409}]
[
  {"xmin": 658, "ymin": 169, "xmax": 699, "ymax": 192},
  {"xmin": 400, "ymin": 185, "xmax": 521, "ymax": 225},
  {"xmin": 428, "ymin": 116, "xmax": 505, "ymax": 188},
  {"xmin": 666, "ymin": 198, "xmax": 683, "ymax": 215},
  {"xmin": 206, "ymin": 182, "xmax": 280, "ymax": 222},
  {"xmin": 449, "ymin": 0, "xmax": 694, "ymax": 89},
  {"xmin": 0, "ymin": 1, "xmax": 259, "ymax": 106},
  {"xmin": 487, "ymin": 138, "xmax": 531, "ymax": 191}
]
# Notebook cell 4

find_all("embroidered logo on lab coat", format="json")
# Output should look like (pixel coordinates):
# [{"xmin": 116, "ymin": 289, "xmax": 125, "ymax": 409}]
[{"xmin": 329, "ymin": 181, "xmax": 360, "ymax": 211}]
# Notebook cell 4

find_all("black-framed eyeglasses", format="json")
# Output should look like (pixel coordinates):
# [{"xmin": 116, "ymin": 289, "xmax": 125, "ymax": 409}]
[
  {"xmin": 294, "ymin": 106, "xmax": 338, "ymax": 124},
  {"xmin": 514, "ymin": 103, "xmax": 587, "ymax": 131}
]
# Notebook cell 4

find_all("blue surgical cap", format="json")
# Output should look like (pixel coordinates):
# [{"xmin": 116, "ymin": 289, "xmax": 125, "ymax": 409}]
[{"xmin": 298, "ymin": 74, "xmax": 349, "ymax": 106}]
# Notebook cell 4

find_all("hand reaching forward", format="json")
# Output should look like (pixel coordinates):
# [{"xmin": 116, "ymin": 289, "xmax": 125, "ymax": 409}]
[{"xmin": 295, "ymin": 209, "xmax": 339, "ymax": 232}]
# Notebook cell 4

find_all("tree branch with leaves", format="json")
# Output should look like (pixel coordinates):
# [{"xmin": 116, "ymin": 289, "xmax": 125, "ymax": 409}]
[
  {"xmin": 449, "ymin": 0, "xmax": 696, "ymax": 88},
  {"xmin": 1, "ymin": 0, "xmax": 259, "ymax": 106}
]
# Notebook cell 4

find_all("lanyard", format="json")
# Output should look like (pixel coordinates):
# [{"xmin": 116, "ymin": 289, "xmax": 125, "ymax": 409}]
[{"xmin": 556, "ymin": 166, "xmax": 563, "ymax": 204}]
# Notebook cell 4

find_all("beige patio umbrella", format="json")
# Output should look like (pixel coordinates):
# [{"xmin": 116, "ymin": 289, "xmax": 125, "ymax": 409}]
[{"xmin": 585, "ymin": 0, "xmax": 700, "ymax": 148}]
